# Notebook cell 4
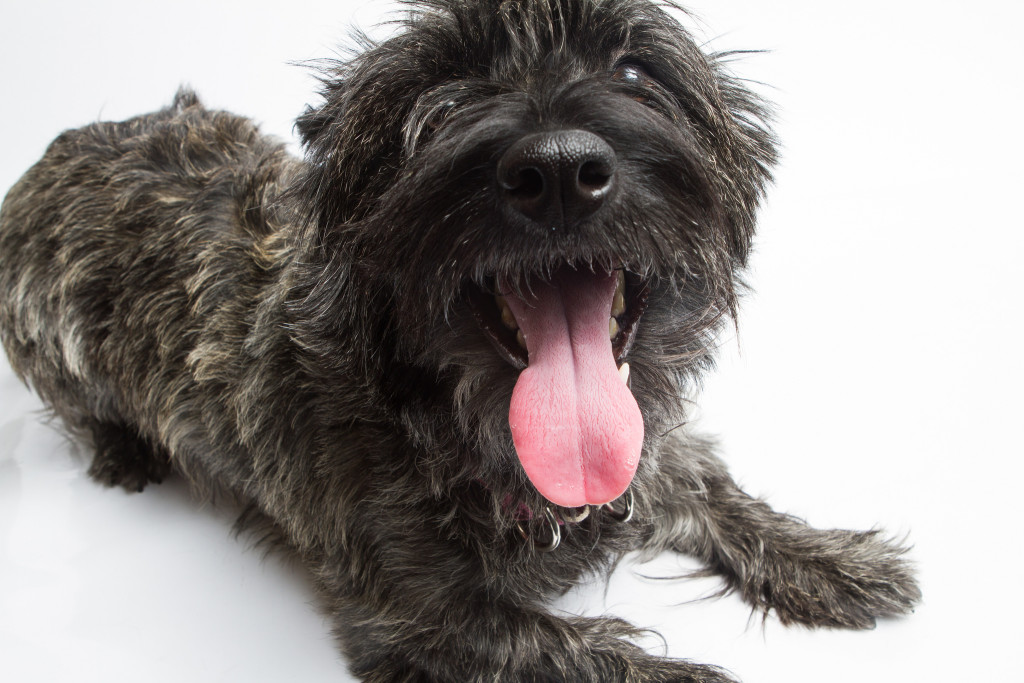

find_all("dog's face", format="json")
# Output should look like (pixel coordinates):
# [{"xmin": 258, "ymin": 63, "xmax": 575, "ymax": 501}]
[{"xmin": 288, "ymin": 0, "xmax": 775, "ymax": 512}]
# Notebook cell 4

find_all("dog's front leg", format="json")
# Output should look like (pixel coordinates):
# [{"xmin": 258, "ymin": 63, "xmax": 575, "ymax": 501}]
[
  {"xmin": 311, "ymin": 529, "xmax": 737, "ymax": 682},
  {"xmin": 641, "ymin": 434, "xmax": 920, "ymax": 628}
]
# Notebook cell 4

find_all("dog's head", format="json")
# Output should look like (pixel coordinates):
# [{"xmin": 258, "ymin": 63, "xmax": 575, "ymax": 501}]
[{"xmin": 287, "ymin": 0, "xmax": 776, "ymax": 513}]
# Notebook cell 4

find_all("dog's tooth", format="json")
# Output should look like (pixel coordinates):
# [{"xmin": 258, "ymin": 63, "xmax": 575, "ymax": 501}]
[
  {"xmin": 609, "ymin": 317, "xmax": 620, "ymax": 340},
  {"xmin": 611, "ymin": 270, "xmax": 626, "ymax": 317},
  {"xmin": 495, "ymin": 294, "xmax": 518, "ymax": 330},
  {"xmin": 618, "ymin": 362, "xmax": 630, "ymax": 385},
  {"xmin": 516, "ymin": 329, "xmax": 527, "ymax": 350},
  {"xmin": 500, "ymin": 305, "xmax": 518, "ymax": 330},
  {"xmin": 611, "ymin": 289, "xmax": 625, "ymax": 318},
  {"xmin": 561, "ymin": 506, "xmax": 590, "ymax": 523}
]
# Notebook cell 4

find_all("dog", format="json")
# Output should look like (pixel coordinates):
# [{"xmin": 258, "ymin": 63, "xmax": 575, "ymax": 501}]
[{"xmin": 0, "ymin": 0, "xmax": 919, "ymax": 680}]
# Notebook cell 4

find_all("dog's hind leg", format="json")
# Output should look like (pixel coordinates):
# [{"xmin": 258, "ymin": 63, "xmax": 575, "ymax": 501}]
[
  {"xmin": 85, "ymin": 420, "xmax": 172, "ymax": 493},
  {"xmin": 641, "ymin": 434, "xmax": 920, "ymax": 629}
]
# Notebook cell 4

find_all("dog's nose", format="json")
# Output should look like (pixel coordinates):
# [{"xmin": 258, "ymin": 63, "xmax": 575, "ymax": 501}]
[{"xmin": 498, "ymin": 130, "xmax": 616, "ymax": 228}]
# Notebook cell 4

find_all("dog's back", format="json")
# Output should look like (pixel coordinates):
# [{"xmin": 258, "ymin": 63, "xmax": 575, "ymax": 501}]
[{"xmin": 0, "ymin": 89, "xmax": 298, "ymax": 488}]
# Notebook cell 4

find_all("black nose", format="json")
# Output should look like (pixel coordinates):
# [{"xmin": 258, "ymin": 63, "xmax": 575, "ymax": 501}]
[{"xmin": 497, "ymin": 130, "xmax": 616, "ymax": 228}]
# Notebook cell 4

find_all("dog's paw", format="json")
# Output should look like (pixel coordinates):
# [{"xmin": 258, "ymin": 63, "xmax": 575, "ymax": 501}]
[
  {"xmin": 749, "ymin": 529, "xmax": 920, "ymax": 629},
  {"xmin": 348, "ymin": 614, "xmax": 738, "ymax": 683},
  {"xmin": 566, "ymin": 617, "xmax": 739, "ymax": 683},
  {"xmin": 86, "ymin": 421, "xmax": 172, "ymax": 493},
  {"xmin": 359, "ymin": 651, "xmax": 737, "ymax": 683},
  {"xmin": 618, "ymin": 658, "xmax": 739, "ymax": 683}
]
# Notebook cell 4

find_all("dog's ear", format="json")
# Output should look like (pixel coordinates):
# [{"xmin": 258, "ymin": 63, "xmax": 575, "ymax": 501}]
[
  {"xmin": 293, "ymin": 38, "xmax": 448, "ymax": 240},
  {"xmin": 702, "ymin": 69, "xmax": 777, "ymax": 268},
  {"xmin": 293, "ymin": 57, "xmax": 396, "ymax": 237},
  {"xmin": 295, "ymin": 102, "xmax": 332, "ymax": 147},
  {"xmin": 643, "ymin": 43, "xmax": 779, "ymax": 267},
  {"xmin": 710, "ymin": 54, "xmax": 778, "ymax": 264}
]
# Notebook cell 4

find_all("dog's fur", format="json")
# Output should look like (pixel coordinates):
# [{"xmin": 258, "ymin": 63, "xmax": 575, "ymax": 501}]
[{"xmin": 0, "ymin": 0, "xmax": 919, "ymax": 680}]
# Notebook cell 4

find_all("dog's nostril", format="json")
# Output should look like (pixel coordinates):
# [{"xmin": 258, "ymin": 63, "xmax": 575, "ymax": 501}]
[
  {"xmin": 499, "ymin": 130, "xmax": 616, "ymax": 228},
  {"xmin": 505, "ymin": 166, "xmax": 545, "ymax": 199},
  {"xmin": 578, "ymin": 160, "xmax": 612, "ymax": 193}
]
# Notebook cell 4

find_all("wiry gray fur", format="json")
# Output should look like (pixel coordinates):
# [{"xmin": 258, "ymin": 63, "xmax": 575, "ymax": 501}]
[{"xmin": 0, "ymin": 1, "xmax": 918, "ymax": 680}]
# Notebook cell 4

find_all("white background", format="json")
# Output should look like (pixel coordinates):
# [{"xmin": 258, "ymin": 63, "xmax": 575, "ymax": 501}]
[{"xmin": 1, "ymin": 0, "xmax": 1022, "ymax": 681}]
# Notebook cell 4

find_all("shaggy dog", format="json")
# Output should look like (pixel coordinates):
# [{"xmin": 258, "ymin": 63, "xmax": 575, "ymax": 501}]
[{"xmin": 0, "ymin": 0, "xmax": 919, "ymax": 680}]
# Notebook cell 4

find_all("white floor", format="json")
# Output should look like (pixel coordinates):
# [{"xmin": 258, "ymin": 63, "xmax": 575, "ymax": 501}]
[{"xmin": 2, "ymin": 1, "xmax": 1021, "ymax": 681}]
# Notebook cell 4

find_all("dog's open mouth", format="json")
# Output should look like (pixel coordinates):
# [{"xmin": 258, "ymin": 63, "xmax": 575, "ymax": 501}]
[
  {"xmin": 471, "ymin": 268, "xmax": 649, "ymax": 371},
  {"xmin": 468, "ymin": 265, "xmax": 650, "ymax": 508}
]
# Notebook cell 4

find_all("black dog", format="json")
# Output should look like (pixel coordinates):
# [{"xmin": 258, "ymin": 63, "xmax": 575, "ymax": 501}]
[{"xmin": 0, "ymin": 1, "xmax": 918, "ymax": 680}]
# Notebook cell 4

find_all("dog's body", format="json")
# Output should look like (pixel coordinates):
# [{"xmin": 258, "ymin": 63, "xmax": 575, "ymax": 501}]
[{"xmin": 0, "ymin": 1, "xmax": 918, "ymax": 680}]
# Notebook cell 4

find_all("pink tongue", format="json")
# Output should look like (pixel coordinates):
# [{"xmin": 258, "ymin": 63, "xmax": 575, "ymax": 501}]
[{"xmin": 505, "ymin": 269, "xmax": 643, "ymax": 507}]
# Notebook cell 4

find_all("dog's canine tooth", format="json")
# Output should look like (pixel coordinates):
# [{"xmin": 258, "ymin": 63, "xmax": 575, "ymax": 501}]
[
  {"xmin": 611, "ymin": 270, "xmax": 626, "ymax": 317},
  {"xmin": 609, "ymin": 317, "xmax": 619, "ymax": 340},
  {"xmin": 618, "ymin": 362, "xmax": 630, "ymax": 385},
  {"xmin": 495, "ymin": 293, "xmax": 519, "ymax": 330},
  {"xmin": 516, "ymin": 329, "xmax": 526, "ymax": 350},
  {"xmin": 501, "ymin": 305, "xmax": 518, "ymax": 330},
  {"xmin": 611, "ymin": 289, "xmax": 625, "ymax": 318}
]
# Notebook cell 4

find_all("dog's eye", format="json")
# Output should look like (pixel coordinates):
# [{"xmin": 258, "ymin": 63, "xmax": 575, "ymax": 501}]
[
  {"xmin": 428, "ymin": 100, "xmax": 458, "ymax": 131},
  {"xmin": 611, "ymin": 63, "xmax": 650, "ymax": 85}
]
